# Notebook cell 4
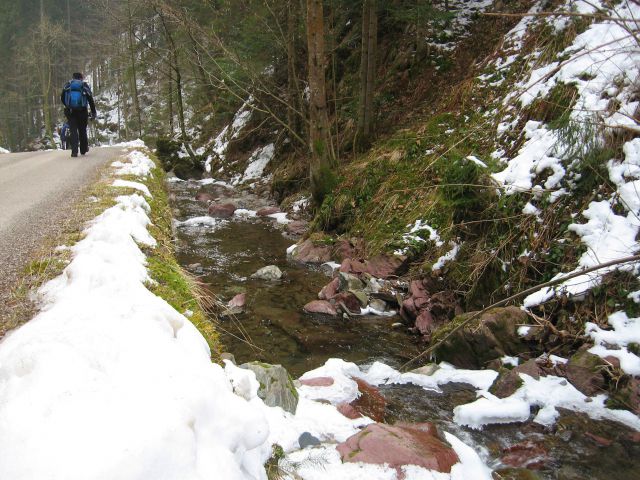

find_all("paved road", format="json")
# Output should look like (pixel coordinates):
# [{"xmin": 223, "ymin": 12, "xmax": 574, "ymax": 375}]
[{"xmin": 0, "ymin": 147, "xmax": 120, "ymax": 305}]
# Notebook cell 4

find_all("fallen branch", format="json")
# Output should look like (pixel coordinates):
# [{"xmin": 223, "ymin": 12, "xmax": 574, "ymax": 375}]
[{"xmin": 400, "ymin": 253, "xmax": 640, "ymax": 371}]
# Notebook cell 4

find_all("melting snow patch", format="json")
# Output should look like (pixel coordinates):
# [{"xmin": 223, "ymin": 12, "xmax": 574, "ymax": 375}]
[
  {"xmin": 395, "ymin": 220, "xmax": 444, "ymax": 256},
  {"xmin": 232, "ymin": 144, "xmax": 275, "ymax": 186},
  {"xmin": 112, "ymin": 150, "xmax": 155, "ymax": 178},
  {"xmin": 0, "ymin": 146, "xmax": 10, "ymax": 154},
  {"xmin": 176, "ymin": 216, "xmax": 225, "ymax": 229},
  {"xmin": 112, "ymin": 179, "xmax": 151, "ymax": 197},
  {"xmin": 587, "ymin": 311, "xmax": 640, "ymax": 375}
]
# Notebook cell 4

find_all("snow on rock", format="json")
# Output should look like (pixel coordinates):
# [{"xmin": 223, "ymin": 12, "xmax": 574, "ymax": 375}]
[
  {"xmin": 454, "ymin": 373, "xmax": 640, "ymax": 431},
  {"xmin": 205, "ymin": 97, "xmax": 253, "ymax": 173},
  {"xmin": 232, "ymin": 144, "xmax": 275, "ymax": 186},
  {"xmin": 176, "ymin": 216, "xmax": 227, "ymax": 229},
  {"xmin": 587, "ymin": 311, "xmax": 640, "ymax": 375}
]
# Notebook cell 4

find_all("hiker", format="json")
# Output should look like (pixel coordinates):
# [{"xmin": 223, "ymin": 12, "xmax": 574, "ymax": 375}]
[
  {"xmin": 60, "ymin": 72, "xmax": 97, "ymax": 157},
  {"xmin": 60, "ymin": 122, "xmax": 70, "ymax": 150}
]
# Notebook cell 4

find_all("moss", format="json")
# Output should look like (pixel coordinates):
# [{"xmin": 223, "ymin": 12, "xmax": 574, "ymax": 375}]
[{"xmin": 140, "ymin": 157, "xmax": 222, "ymax": 360}]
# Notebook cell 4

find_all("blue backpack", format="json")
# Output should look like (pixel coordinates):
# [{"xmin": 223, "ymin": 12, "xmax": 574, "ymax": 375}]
[{"xmin": 64, "ymin": 79, "xmax": 88, "ymax": 109}]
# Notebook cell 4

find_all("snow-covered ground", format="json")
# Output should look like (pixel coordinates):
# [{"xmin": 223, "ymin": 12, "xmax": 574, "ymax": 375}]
[
  {"xmin": 0, "ymin": 146, "xmax": 10, "ymax": 154},
  {"xmin": 0, "ymin": 143, "xmax": 496, "ymax": 480}
]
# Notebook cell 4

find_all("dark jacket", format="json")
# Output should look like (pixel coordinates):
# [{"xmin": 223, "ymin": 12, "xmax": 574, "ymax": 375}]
[{"xmin": 61, "ymin": 80, "xmax": 97, "ymax": 117}]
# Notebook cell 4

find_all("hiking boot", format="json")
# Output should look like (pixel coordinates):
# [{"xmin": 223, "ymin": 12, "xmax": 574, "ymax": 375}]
[{"xmin": 71, "ymin": 153, "xmax": 78, "ymax": 157}]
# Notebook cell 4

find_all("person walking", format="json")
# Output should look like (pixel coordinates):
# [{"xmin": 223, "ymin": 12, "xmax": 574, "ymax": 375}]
[
  {"xmin": 60, "ymin": 73, "xmax": 97, "ymax": 158},
  {"xmin": 60, "ymin": 122, "xmax": 70, "ymax": 150}
]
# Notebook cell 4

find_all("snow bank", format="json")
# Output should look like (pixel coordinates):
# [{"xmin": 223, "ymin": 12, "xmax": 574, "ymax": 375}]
[
  {"xmin": 231, "ymin": 143, "xmax": 275, "ymax": 186},
  {"xmin": 587, "ymin": 311, "xmax": 640, "ymax": 375},
  {"xmin": 107, "ymin": 139, "xmax": 146, "ymax": 149},
  {"xmin": 0, "ymin": 148, "xmax": 273, "ymax": 480},
  {"xmin": 0, "ymin": 146, "xmax": 9, "ymax": 154},
  {"xmin": 454, "ymin": 373, "xmax": 640, "ymax": 431},
  {"xmin": 112, "ymin": 179, "xmax": 152, "ymax": 197},
  {"xmin": 0, "ymin": 147, "xmax": 495, "ymax": 479},
  {"xmin": 111, "ymin": 150, "xmax": 155, "ymax": 178}
]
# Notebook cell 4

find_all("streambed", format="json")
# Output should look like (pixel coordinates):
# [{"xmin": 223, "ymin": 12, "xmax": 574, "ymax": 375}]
[{"xmin": 168, "ymin": 178, "xmax": 640, "ymax": 480}]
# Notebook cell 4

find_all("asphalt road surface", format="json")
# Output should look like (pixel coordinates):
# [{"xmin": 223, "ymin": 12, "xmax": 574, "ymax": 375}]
[{"xmin": 0, "ymin": 147, "xmax": 120, "ymax": 306}]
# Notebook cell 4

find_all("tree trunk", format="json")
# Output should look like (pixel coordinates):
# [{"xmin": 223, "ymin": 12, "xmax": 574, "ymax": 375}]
[
  {"xmin": 286, "ymin": 0, "xmax": 299, "ymax": 138},
  {"xmin": 356, "ymin": 0, "xmax": 376, "ymax": 149},
  {"xmin": 127, "ymin": 0, "xmax": 143, "ymax": 138},
  {"xmin": 306, "ymin": 0, "xmax": 336, "ymax": 204}
]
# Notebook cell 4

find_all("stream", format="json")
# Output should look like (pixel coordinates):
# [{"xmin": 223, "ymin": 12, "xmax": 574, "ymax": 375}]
[{"xmin": 169, "ymin": 178, "xmax": 640, "ymax": 480}]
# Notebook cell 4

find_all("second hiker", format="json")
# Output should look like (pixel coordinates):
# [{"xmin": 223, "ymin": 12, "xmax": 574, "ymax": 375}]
[{"xmin": 61, "ymin": 72, "xmax": 97, "ymax": 158}]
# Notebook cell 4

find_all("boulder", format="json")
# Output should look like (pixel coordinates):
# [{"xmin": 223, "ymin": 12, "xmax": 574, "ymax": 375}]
[
  {"xmin": 256, "ymin": 206, "xmax": 281, "ymax": 216},
  {"xmin": 318, "ymin": 277, "xmax": 340, "ymax": 300},
  {"xmin": 431, "ymin": 306, "xmax": 531, "ymax": 369},
  {"xmin": 501, "ymin": 440, "xmax": 550, "ymax": 470},
  {"xmin": 337, "ymin": 422, "xmax": 459, "ymax": 473},
  {"xmin": 286, "ymin": 220, "xmax": 309, "ymax": 237},
  {"xmin": 251, "ymin": 265, "xmax": 283, "ymax": 281},
  {"xmin": 228, "ymin": 293, "xmax": 246, "ymax": 308},
  {"xmin": 351, "ymin": 378, "xmax": 386, "ymax": 422},
  {"xmin": 320, "ymin": 262, "xmax": 340, "ymax": 277},
  {"xmin": 208, "ymin": 202, "xmax": 237, "ymax": 218},
  {"xmin": 239, "ymin": 362, "xmax": 298, "ymax": 414},
  {"xmin": 303, "ymin": 300, "xmax": 338, "ymax": 317},
  {"xmin": 369, "ymin": 298, "xmax": 388, "ymax": 312},
  {"xmin": 565, "ymin": 345, "xmax": 607, "ymax": 396},
  {"xmin": 332, "ymin": 239, "xmax": 358, "ymax": 262},
  {"xmin": 490, "ymin": 359, "xmax": 542, "ymax": 398},
  {"xmin": 337, "ymin": 402, "xmax": 362, "ymax": 419},
  {"xmin": 338, "ymin": 272, "xmax": 365, "ymax": 291},
  {"xmin": 340, "ymin": 258, "xmax": 368, "ymax": 274},
  {"xmin": 291, "ymin": 239, "xmax": 332, "ymax": 264},
  {"xmin": 365, "ymin": 254, "xmax": 408, "ymax": 278},
  {"xmin": 415, "ymin": 310, "xmax": 435, "ymax": 336},
  {"xmin": 195, "ymin": 191, "xmax": 214, "ymax": 203},
  {"xmin": 334, "ymin": 292, "xmax": 362, "ymax": 314}
]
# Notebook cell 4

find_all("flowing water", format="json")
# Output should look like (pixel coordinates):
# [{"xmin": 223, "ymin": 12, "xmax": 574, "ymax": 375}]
[{"xmin": 169, "ymin": 178, "xmax": 640, "ymax": 480}]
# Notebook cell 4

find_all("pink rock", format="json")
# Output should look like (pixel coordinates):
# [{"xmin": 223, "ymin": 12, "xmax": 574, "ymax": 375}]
[
  {"xmin": 365, "ymin": 254, "xmax": 408, "ymax": 279},
  {"xmin": 401, "ymin": 298, "xmax": 418, "ymax": 321},
  {"xmin": 318, "ymin": 277, "xmax": 340, "ymax": 300},
  {"xmin": 339, "ymin": 258, "xmax": 368, "ymax": 274},
  {"xmin": 299, "ymin": 377, "xmax": 335, "ymax": 387},
  {"xmin": 415, "ymin": 310, "xmax": 435, "ymax": 336},
  {"xmin": 228, "ymin": 293, "xmax": 246, "ymax": 308},
  {"xmin": 332, "ymin": 239, "xmax": 358, "ymax": 262},
  {"xmin": 256, "ymin": 206, "xmax": 281, "ymax": 216},
  {"xmin": 303, "ymin": 300, "xmax": 338, "ymax": 316},
  {"xmin": 501, "ymin": 440, "xmax": 550, "ymax": 470},
  {"xmin": 195, "ymin": 192, "xmax": 214, "ymax": 203},
  {"xmin": 337, "ymin": 423, "xmax": 459, "ymax": 473},
  {"xmin": 208, "ymin": 203, "xmax": 237, "ymax": 218},
  {"xmin": 351, "ymin": 378, "xmax": 386, "ymax": 422},
  {"xmin": 292, "ymin": 239, "xmax": 332, "ymax": 264},
  {"xmin": 337, "ymin": 402, "xmax": 362, "ymax": 419},
  {"xmin": 334, "ymin": 292, "xmax": 362, "ymax": 314},
  {"xmin": 286, "ymin": 220, "xmax": 309, "ymax": 237}
]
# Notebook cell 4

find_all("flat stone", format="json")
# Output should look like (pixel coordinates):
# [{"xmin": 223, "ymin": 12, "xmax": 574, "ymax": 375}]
[
  {"xmin": 369, "ymin": 298, "xmax": 387, "ymax": 312},
  {"xmin": 303, "ymin": 300, "xmax": 338, "ymax": 316},
  {"xmin": 299, "ymin": 376, "xmax": 335, "ymax": 387},
  {"xmin": 228, "ymin": 293, "xmax": 246, "ymax": 308},
  {"xmin": 291, "ymin": 239, "xmax": 331, "ymax": 263},
  {"xmin": 256, "ymin": 206, "xmax": 281, "ymax": 216},
  {"xmin": 351, "ymin": 378, "xmax": 386, "ymax": 422},
  {"xmin": 337, "ymin": 422, "xmax": 459, "ymax": 473},
  {"xmin": 208, "ymin": 202, "xmax": 237, "ymax": 218},
  {"xmin": 337, "ymin": 402, "xmax": 362, "ymax": 419}
]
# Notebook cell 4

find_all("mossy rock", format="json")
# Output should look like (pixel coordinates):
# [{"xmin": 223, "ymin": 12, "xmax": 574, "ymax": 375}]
[
  {"xmin": 240, "ymin": 362, "xmax": 299, "ymax": 414},
  {"xmin": 431, "ymin": 306, "xmax": 529, "ymax": 369}
]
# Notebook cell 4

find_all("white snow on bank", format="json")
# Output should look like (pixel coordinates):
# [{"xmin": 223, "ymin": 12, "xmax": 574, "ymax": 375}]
[
  {"xmin": 107, "ymin": 139, "xmax": 146, "ymax": 149},
  {"xmin": 454, "ymin": 373, "xmax": 640, "ymax": 431},
  {"xmin": 113, "ymin": 179, "xmax": 152, "ymax": 197},
  {"xmin": 0, "ymin": 146, "xmax": 9, "ymax": 154},
  {"xmin": 395, "ymin": 220, "xmax": 444, "ymax": 256},
  {"xmin": 205, "ymin": 97, "xmax": 253, "ymax": 173},
  {"xmin": 587, "ymin": 311, "xmax": 640, "ymax": 375},
  {"xmin": 432, "ymin": 243, "xmax": 460, "ymax": 272},
  {"xmin": 112, "ymin": 150, "xmax": 155, "ymax": 178},
  {"xmin": 232, "ymin": 144, "xmax": 275, "ymax": 186}
]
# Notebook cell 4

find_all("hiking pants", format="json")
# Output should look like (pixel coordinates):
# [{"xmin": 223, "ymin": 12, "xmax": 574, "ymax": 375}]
[{"xmin": 68, "ymin": 110, "xmax": 89, "ymax": 155}]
